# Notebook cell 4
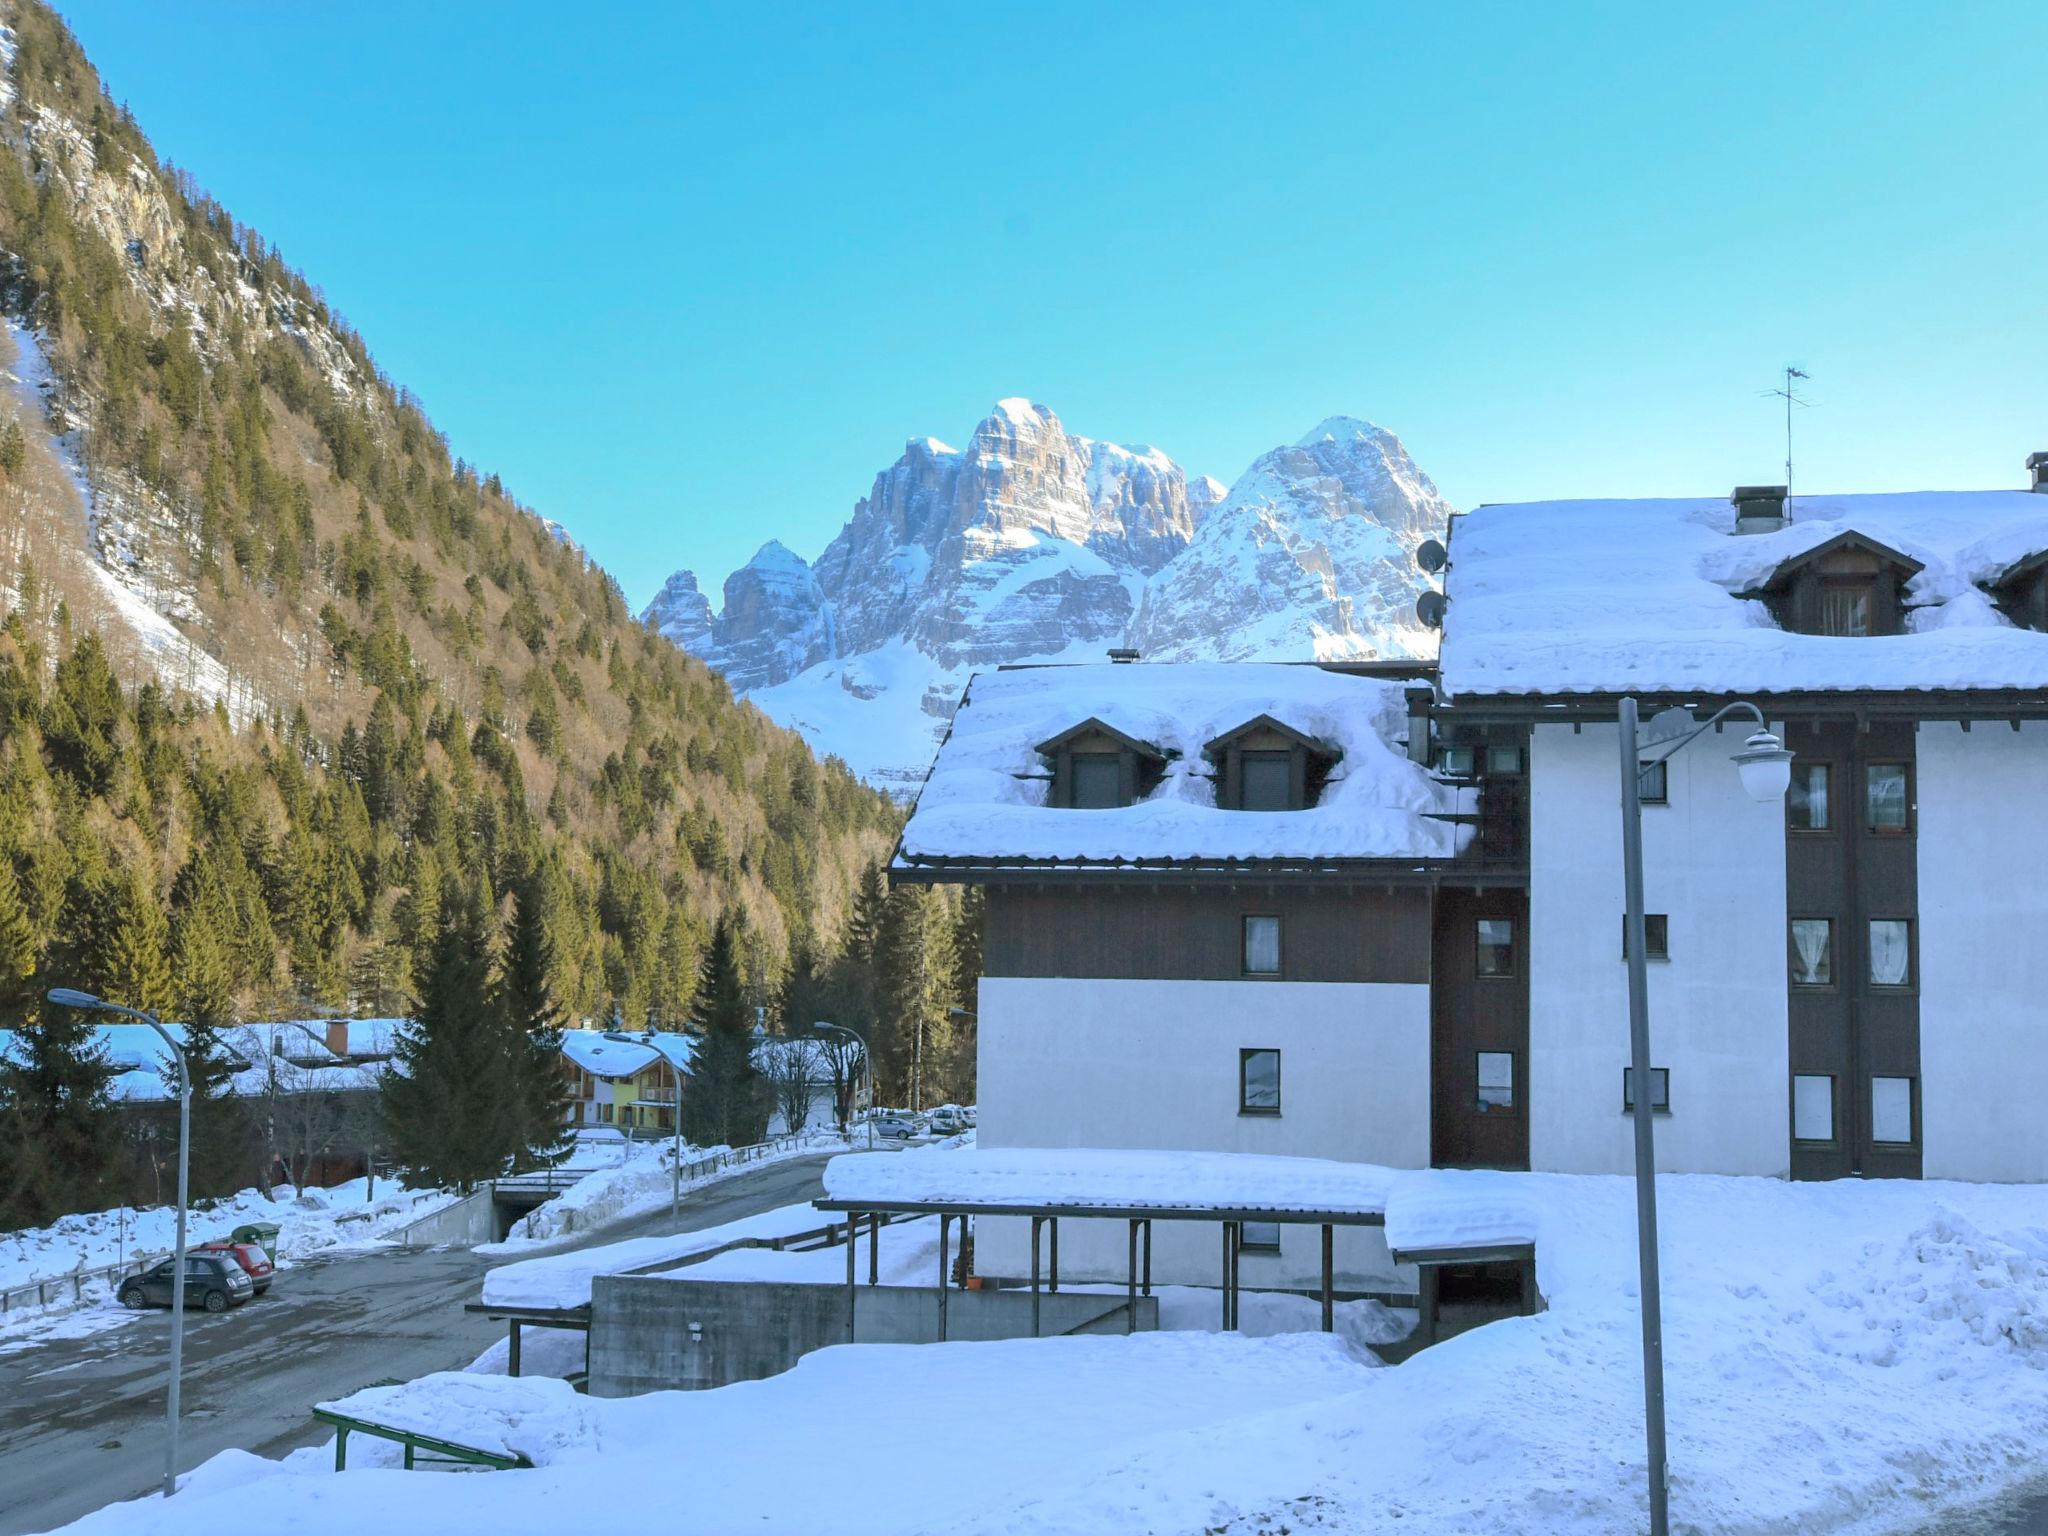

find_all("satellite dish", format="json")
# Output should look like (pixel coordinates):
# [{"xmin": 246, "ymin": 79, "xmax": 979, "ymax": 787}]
[
  {"xmin": 1415, "ymin": 538, "xmax": 1449, "ymax": 574},
  {"xmin": 1415, "ymin": 590, "xmax": 1447, "ymax": 629}
]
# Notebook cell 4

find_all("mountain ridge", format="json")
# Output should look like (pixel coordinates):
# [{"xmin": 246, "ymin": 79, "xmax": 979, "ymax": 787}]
[{"xmin": 646, "ymin": 402, "xmax": 1449, "ymax": 786}]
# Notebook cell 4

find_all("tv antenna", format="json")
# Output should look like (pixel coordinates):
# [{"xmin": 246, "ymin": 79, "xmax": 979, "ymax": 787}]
[{"xmin": 1763, "ymin": 366, "xmax": 1813, "ymax": 494}]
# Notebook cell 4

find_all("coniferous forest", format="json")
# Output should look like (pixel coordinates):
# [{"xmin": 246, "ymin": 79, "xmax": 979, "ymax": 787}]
[{"xmin": 0, "ymin": 3, "xmax": 980, "ymax": 1230}]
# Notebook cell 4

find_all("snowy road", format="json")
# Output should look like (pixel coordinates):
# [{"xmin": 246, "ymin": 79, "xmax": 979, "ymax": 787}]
[{"xmin": 0, "ymin": 1155, "xmax": 833, "ymax": 1536}]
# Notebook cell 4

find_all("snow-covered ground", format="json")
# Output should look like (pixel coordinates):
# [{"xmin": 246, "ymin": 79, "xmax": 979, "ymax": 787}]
[
  {"xmin": 44, "ymin": 1168, "xmax": 2048, "ymax": 1535},
  {"xmin": 481, "ymin": 1127, "xmax": 858, "ymax": 1252},
  {"xmin": 0, "ymin": 1177, "xmax": 456, "ymax": 1349}
]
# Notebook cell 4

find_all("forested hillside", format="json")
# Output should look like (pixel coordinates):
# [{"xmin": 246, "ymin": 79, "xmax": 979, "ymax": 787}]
[{"xmin": 0, "ymin": 2, "xmax": 972, "ymax": 1226}]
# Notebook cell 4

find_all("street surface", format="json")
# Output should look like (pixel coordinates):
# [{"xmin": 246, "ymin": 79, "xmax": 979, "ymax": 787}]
[{"xmin": 0, "ymin": 1155, "xmax": 832, "ymax": 1536}]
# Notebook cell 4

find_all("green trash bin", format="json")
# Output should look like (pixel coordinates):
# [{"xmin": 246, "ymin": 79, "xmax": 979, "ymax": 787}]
[{"xmin": 231, "ymin": 1222, "xmax": 280, "ymax": 1262}]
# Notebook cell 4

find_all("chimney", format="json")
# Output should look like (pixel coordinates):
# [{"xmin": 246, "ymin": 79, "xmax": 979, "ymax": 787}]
[
  {"xmin": 1730, "ymin": 484, "xmax": 1789, "ymax": 535},
  {"xmin": 2028, "ymin": 453, "xmax": 2048, "ymax": 493},
  {"xmin": 325, "ymin": 1020, "xmax": 350, "ymax": 1059},
  {"xmin": 1107, "ymin": 647, "xmax": 1139, "ymax": 664}
]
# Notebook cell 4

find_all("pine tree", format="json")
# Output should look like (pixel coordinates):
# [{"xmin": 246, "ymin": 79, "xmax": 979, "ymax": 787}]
[
  {"xmin": 170, "ymin": 901, "xmax": 247, "ymax": 1195},
  {"xmin": 0, "ymin": 997, "xmax": 122, "ymax": 1228},
  {"xmin": 381, "ymin": 877, "xmax": 516, "ymax": 1191},
  {"xmin": 99, "ymin": 864, "xmax": 172, "ymax": 1017},
  {"xmin": 874, "ymin": 884, "xmax": 954, "ymax": 1111},
  {"xmin": 682, "ymin": 915, "xmax": 765, "ymax": 1148},
  {"xmin": 499, "ymin": 869, "xmax": 571, "ymax": 1169}
]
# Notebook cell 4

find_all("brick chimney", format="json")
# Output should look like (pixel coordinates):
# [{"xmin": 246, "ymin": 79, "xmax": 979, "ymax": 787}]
[
  {"xmin": 1730, "ymin": 485, "xmax": 1789, "ymax": 534},
  {"xmin": 2028, "ymin": 453, "xmax": 2048, "ymax": 493},
  {"xmin": 325, "ymin": 1019, "xmax": 350, "ymax": 1059}
]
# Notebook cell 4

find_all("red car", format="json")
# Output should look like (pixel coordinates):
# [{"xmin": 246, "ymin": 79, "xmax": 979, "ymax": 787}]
[{"xmin": 191, "ymin": 1240, "xmax": 274, "ymax": 1295}]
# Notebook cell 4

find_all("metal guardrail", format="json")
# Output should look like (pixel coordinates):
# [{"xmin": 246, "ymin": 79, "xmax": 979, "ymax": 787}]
[{"xmin": 0, "ymin": 1253, "xmax": 163, "ymax": 1315}]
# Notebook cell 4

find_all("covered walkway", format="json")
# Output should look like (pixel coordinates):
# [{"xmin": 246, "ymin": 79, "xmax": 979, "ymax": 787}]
[{"xmin": 816, "ymin": 1147, "xmax": 1396, "ymax": 1340}]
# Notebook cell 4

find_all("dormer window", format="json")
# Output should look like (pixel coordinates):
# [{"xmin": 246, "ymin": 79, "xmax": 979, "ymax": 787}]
[
  {"xmin": 1035, "ymin": 718, "xmax": 1167, "ymax": 810},
  {"xmin": 1741, "ymin": 532, "xmax": 1924, "ymax": 639},
  {"xmin": 1204, "ymin": 715, "xmax": 1340, "ymax": 812},
  {"xmin": 1989, "ymin": 552, "xmax": 2048, "ymax": 632}
]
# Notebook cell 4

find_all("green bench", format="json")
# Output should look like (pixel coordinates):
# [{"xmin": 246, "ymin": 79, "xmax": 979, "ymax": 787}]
[{"xmin": 311, "ymin": 1406, "xmax": 531, "ymax": 1472}]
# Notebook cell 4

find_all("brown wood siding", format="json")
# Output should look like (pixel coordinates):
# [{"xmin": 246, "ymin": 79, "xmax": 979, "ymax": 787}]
[
  {"xmin": 983, "ymin": 885, "xmax": 1432, "ymax": 983},
  {"xmin": 1785, "ymin": 719, "xmax": 1922, "ymax": 1180},
  {"xmin": 1430, "ymin": 887, "xmax": 1531, "ymax": 1170}
]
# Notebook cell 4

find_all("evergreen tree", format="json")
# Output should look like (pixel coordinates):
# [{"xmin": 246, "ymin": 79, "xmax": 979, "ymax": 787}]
[
  {"xmin": 99, "ymin": 864, "xmax": 172, "ymax": 1016},
  {"xmin": 874, "ymin": 884, "xmax": 953, "ymax": 1111},
  {"xmin": 0, "ymin": 997, "xmax": 121, "ymax": 1228},
  {"xmin": 499, "ymin": 869, "xmax": 571, "ymax": 1169},
  {"xmin": 169, "ymin": 902, "xmax": 247, "ymax": 1196},
  {"xmin": 681, "ymin": 915, "xmax": 765, "ymax": 1147},
  {"xmin": 381, "ymin": 877, "xmax": 516, "ymax": 1191}
]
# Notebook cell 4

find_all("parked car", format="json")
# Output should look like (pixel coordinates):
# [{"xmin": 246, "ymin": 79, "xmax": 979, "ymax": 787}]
[
  {"xmin": 870, "ymin": 1113, "xmax": 923, "ymax": 1140},
  {"xmin": 118, "ymin": 1253, "xmax": 254, "ymax": 1313},
  {"xmin": 927, "ymin": 1107, "xmax": 967, "ymax": 1136},
  {"xmin": 192, "ymin": 1239, "xmax": 275, "ymax": 1295}
]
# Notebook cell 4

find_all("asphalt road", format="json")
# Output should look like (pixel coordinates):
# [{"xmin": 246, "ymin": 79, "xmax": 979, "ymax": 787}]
[{"xmin": 0, "ymin": 1154, "xmax": 833, "ymax": 1536}]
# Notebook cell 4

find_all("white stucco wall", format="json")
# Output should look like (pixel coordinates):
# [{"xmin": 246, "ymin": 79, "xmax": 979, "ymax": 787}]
[
  {"xmin": 974, "ymin": 976, "xmax": 1430, "ymax": 1292},
  {"xmin": 1918, "ymin": 722, "xmax": 2048, "ymax": 1181},
  {"xmin": 1528, "ymin": 722, "xmax": 1790, "ymax": 1176}
]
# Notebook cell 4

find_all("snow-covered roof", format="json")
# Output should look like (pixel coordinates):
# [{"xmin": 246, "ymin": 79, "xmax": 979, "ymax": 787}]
[
  {"xmin": 0, "ymin": 1021, "xmax": 388, "ymax": 1102},
  {"xmin": 560, "ymin": 1029, "xmax": 693, "ymax": 1081},
  {"xmin": 821, "ymin": 1146, "xmax": 1395, "ymax": 1217},
  {"xmin": 559, "ymin": 1029, "xmax": 844, "ymax": 1082},
  {"xmin": 895, "ymin": 662, "xmax": 1458, "ymax": 869},
  {"xmin": 1439, "ymin": 490, "xmax": 2048, "ymax": 698}
]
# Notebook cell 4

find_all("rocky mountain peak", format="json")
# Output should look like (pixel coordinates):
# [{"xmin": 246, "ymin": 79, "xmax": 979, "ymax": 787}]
[{"xmin": 642, "ymin": 404, "xmax": 1450, "ymax": 787}]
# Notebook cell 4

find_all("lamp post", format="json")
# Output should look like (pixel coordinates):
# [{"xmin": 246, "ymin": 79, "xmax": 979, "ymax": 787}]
[
  {"xmin": 812, "ymin": 1022, "xmax": 872, "ymax": 1148},
  {"xmin": 1616, "ymin": 699, "xmax": 1791, "ymax": 1536},
  {"xmin": 47, "ymin": 987, "xmax": 191, "ymax": 1500},
  {"xmin": 655, "ymin": 1043, "xmax": 684, "ymax": 1225}
]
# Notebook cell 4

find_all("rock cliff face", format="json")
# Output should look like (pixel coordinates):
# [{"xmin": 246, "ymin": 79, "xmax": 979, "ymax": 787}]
[
  {"xmin": 643, "ymin": 403, "xmax": 1449, "ymax": 788},
  {"xmin": 1129, "ymin": 417, "xmax": 1448, "ymax": 663}
]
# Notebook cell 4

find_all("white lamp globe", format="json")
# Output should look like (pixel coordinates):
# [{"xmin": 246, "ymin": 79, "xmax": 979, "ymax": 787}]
[{"xmin": 1732, "ymin": 730, "xmax": 1794, "ymax": 803}]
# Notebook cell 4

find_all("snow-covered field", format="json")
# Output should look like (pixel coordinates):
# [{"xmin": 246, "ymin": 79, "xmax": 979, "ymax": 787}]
[
  {"xmin": 0, "ymin": 1178, "xmax": 456, "ymax": 1349},
  {"xmin": 43, "ymin": 1167, "xmax": 2048, "ymax": 1535}
]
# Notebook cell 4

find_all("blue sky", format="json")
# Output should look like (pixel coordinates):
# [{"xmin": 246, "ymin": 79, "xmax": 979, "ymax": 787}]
[{"xmin": 57, "ymin": 2, "xmax": 2048, "ymax": 609}]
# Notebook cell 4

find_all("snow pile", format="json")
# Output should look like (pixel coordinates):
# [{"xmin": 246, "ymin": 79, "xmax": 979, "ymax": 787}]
[
  {"xmin": 1, "ymin": 1176, "xmax": 456, "ymax": 1341},
  {"xmin": 1383, "ymin": 1168, "xmax": 1541, "ymax": 1256},
  {"xmin": 482, "ymin": 1201, "xmax": 836, "ymax": 1309},
  {"xmin": 895, "ymin": 662, "xmax": 1457, "ymax": 866},
  {"xmin": 824, "ymin": 1145, "xmax": 1396, "ymax": 1214},
  {"xmin": 55, "ymin": 1174, "xmax": 2048, "ymax": 1536},
  {"xmin": 1808, "ymin": 1206, "xmax": 2048, "ymax": 1366},
  {"xmin": 313, "ymin": 1373, "xmax": 599, "ymax": 1469},
  {"xmin": 490, "ymin": 1130, "xmax": 847, "ymax": 1249},
  {"xmin": 1441, "ymin": 490, "xmax": 2048, "ymax": 697}
]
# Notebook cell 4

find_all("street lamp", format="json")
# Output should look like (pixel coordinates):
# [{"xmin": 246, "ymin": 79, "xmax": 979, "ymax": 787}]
[
  {"xmin": 1617, "ymin": 699, "xmax": 1791, "ymax": 1536},
  {"xmin": 653, "ymin": 1041, "xmax": 684, "ymax": 1225},
  {"xmin": 811, "ymin": 1022, "xmax": 872, "ymax": 1149},
  {"xmin": 47, "ymin": 987, "xmax": 191, "ymax": 1500}
]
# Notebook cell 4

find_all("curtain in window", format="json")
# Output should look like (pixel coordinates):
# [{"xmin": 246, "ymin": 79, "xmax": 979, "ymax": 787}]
[
  {"xmin": 1869, "ymin": 921, "xmax": 1910, "ymax": 986},
  {"xmin": 1867, "ymin": 766, "xmax": 1908, "ymax": 830},
  {"xmin": 1243, "ymin": 917, "xmax": 1280, "ymax": 975},
  {"xmin": 1791, "ymin": 920, "xmax": 1831, "ymax": 984}
]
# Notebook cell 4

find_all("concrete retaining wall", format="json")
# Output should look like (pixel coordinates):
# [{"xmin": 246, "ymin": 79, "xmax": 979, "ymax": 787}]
[
  {"xmin": 589, "ymin": 1277, "xmax": 1158, "ymax": 1398},
  {"xmin": 393, "ymin": 1188, "xmax": 498, "ymax": 1248}
]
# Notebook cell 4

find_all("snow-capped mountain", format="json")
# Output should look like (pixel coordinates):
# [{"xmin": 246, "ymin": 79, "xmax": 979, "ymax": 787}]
[
  {"xmin": 1129, "ymin": 417, "xmax": 1449, "ymax": 663},
  {"xmin": 645, "ymin": 402, "xmax": 1447, "ymax": 788}
]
